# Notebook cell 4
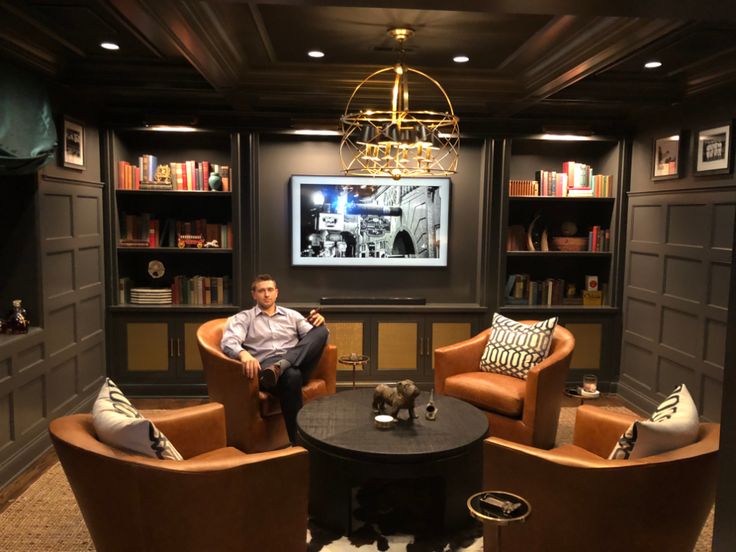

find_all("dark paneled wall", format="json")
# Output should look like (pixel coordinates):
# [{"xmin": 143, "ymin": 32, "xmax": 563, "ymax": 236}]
[
  {"xmin": 255, "ymin": 135, "xmax": 486, "ymax": 305},
  {"xmin": 620, "ymin": 104, "xmax": 736, "ymax": 419},
  {"xmin": 713, "ymin": 216, "xmax": 736, "ymax": 550},
  {"xmin": 0, "ymin": 125, "xmax": 106, "ymax": 489}
]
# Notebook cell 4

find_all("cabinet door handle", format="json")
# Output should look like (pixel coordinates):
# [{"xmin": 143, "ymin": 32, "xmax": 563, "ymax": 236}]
[
  {"xmin": 176, "ymin": 338, "xmax": 181, "ymax": 357},
  {"xmin": 169, "ymin": 339, "xmax": 174, "ymax": 358},
  {"xmin": 426, "ymin": 338, "xmax": 431, "ymax": 357}
]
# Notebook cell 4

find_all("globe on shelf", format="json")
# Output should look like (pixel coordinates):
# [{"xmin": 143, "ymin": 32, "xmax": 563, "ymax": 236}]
[{"xmin": 560, "ymin": 221, "xmax": 578, "ymax": 236}]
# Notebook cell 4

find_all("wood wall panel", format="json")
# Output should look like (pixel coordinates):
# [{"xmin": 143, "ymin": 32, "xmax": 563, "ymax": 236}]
[
  {"xmin": 620, "ymin": 191, "xmax": 734, "ymax": 420},
  {"xmin": 0, "ymin": 358, "xmax": 8, "ymax": 381},
  {"xmin": 14, "ymin": 377, "xmax": 44, "ymax": 437},
  {"xmin": 40, "ymin": 194, "xmax": 72, "ymax": 239},
  {"xmin": 0, "ymin": 176, "xmax": 106, "ymax": 490},
  {"xmin": 16, "ymin": 343, "xmax": 43, "ymax": 374},
  {"xmin": 0, "ymin": 394, "xmax": 10, "ymax": 450},
  {"xmin": 46, "ymin": 304, "xmax": 76, "ymax": 356},
  {"xmin": 78, "ymin": 342, "xmax": 105, "ymax": 393},
  {"xmin": 45, "ymin": 251, "xmax": 75, "ymax": 298},
  {"xmin": 77, "ymin": 246, "xmax": 102, "ymax": 288},
  {"xmin": 47, "ymin": 358, "xmax": 77, "ymax": 415},
  {"xmin": 628, "ymin": 252, "xmax": 659, "ymax": 291},
  {"xmin": 78, "ymin": 295, "xmax": 103, "ymax": 342}
]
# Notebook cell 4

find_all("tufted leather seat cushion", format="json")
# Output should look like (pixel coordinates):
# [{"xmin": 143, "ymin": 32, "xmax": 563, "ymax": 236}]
[{"xmin": 444, "ymin": 371, "xmax": 525, "ymax": 417}]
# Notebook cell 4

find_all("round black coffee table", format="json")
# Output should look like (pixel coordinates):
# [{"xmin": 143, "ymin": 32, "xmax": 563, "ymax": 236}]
[{"xmin": 297, "ymin": 388, "xmax": 488, "ymax": 535}]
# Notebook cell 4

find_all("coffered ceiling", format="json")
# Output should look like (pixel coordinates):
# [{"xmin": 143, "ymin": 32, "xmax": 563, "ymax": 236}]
[{"xmin": 2, "ymin": 0, "xmax": 736, "ymax": 134}]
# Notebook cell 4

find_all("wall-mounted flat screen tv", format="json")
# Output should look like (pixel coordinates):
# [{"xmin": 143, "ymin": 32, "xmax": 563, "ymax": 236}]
[{"xmin": 291, "ymin": 175, "xmax": 450, "ymax": 267}]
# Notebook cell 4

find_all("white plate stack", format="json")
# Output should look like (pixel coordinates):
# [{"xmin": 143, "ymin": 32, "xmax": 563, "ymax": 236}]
[{"xmin": 130, "ymin": 288, "xmax": 172, "ymax": 305}]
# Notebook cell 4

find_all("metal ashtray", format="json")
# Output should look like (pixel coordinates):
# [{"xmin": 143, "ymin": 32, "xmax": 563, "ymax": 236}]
[{"xmin": 374, "ymin": 414, "xmax": 396, "ymax": 429}]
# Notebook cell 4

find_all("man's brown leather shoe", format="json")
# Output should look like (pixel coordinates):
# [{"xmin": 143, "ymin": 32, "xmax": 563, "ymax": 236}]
[{"xmin": 260, "ymin": 364, "xmax": 281, "ymax": 389}]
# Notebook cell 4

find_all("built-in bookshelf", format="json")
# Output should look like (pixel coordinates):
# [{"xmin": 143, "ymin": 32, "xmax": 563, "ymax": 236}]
[
  {"xmin": 106, "ymin": 130, "xmax": 239, "ymax": 310},
  {"xmin": 103, "ymin": 128, "xmax": 241, "ymax": 394},
  {"xmin": 499, "ymin": 137, "xmax": 625, "ymax": 312}
]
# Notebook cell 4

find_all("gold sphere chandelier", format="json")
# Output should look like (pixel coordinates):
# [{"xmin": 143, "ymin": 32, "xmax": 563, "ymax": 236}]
[{"xmin": 339, "ymin": 27, "xmax": 460, "ymax": 180}]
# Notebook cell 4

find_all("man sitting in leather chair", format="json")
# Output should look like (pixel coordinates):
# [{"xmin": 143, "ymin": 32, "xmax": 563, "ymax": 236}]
[{"xmin": 221, "ymin": 273, "xmax": 328, "ymax": 444}]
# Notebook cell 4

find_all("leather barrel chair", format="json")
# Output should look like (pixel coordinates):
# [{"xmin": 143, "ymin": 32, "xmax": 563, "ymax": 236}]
[
  {"xmin": 197, "ymin": 317, "xmax": 337, "ymax": 453},
  {"xmin": 49, "ymin": 403, "xmax": 309, "ymax": 552},
  {"xmin": 435, "ymin": 322, "xmax": 574, "ymax": 449},
  {"xmin": 482, "ymin": 405, "xmax": 719, "ymax": 552}
]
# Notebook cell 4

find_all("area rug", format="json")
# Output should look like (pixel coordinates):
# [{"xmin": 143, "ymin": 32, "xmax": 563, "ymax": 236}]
[{"xmin": 0, "ymin": 403, "xmax": 714, "ymax": 551}]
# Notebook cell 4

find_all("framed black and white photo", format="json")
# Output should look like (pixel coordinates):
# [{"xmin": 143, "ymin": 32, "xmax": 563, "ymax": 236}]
[
  {"xmin": 695, "ymin": 123, "xmax": 733, "ymax": 175},
  {"xmin": 62, "ymin": 118, "xmax": 85, "ymax": 170},
  {"xmin": 651, "ymin": 133, "xmax": 682, "ymax": 180},
  {"xmin": 291, "ymin": 175, "xmax": 450, "ymax": 267}
]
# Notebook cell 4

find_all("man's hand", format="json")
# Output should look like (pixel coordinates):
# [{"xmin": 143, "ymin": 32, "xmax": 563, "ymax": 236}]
[
  {"xmin": 238, "ymin": 351, "xmax": 260, "ymax": 379},
  {"xmin": 307, "ymin": 308, "xmax": 325, "ymax": 327}
]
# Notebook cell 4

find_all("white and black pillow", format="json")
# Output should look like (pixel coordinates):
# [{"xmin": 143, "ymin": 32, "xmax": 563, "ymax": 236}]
[
  {"xmin": 609, "ymin": 383, "xmax": 699, "ymax": 460},
  {"xmin": 479, "ymin": 313, "xmax": 558, "ymax": 380},
  {"xmin": 92, "ymin": 378, "xmax": 183, "ymax": 460}
]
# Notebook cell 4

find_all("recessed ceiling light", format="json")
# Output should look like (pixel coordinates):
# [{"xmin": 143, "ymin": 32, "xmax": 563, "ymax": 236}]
[
  {"xmin": 644, "ymin": 60, "xmax": 662, "ymax": 69},
  {"xmin": 100, "ymin": 41, "xmax": 120, "ymax": 51},
  {"xmin": 145, "ymin": 125, "xmax": 198, "ymax": 132},
  {"xmin": 292, "ymin": 129, "xmax": 341, "ymax": 136},
  {"xmin": 308, "ymin": 50, "xmax": 325, "ymax": 59},
  {"xmin": 539, "ymin": 133, "xmax": 593, "ymax": 141},
  {"xmin": 453, "ymin": 55, "xmax": 470, "ymax": 63}
]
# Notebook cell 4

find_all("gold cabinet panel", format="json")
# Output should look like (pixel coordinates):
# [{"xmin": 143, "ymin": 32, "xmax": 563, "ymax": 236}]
[
  {"xmin": 183, "ymin": 322, "xmax": 204, "ymax": 372},
  {"xmin": 328, "ymin": 321, "xmax": 365, "ymax": 372},
  {"xmin": 431, "ymin": 322, "xmax": 472, "ymax": 370},
  {"xmin": 566, "ymin": 323, "xmax": 602, "ymax": 371},
  {"xmin": 377, "ymin": 322, "xmax": 418, "ymax": 371},
  {"xmin": 126, "ymin": 323, "xmax": 169, "ymax": 372}
]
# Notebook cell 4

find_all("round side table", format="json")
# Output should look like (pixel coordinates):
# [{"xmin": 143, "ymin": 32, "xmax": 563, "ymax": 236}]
[
  {"xmin": 337, "ymin": 354, "xmax": 369, "ymax": 388},
  {"xmin": 467, "ymin": 490, "xmax": 530, "ymax": 552},
  {"xmin": 564, "ymin": 386, "xmax": 601, "ymax": 405}
]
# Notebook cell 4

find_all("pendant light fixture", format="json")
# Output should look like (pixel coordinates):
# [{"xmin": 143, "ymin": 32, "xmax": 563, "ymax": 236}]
[{"xmin": 339, "ymin": 28, "xmax": 460, "ymax": 180}]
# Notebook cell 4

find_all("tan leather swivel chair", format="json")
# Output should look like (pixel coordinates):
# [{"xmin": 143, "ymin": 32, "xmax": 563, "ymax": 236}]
[
  {"xmin": 434, "ymin": 322, "xmax": 574, "ymax": 449},
  {"xmin": 197, "ymin": 317, "xmax": 337, "ymax": 452},
  {"xmin": 49, "ymin": 403, "xmax": 309, "ymax": 552},
  {"xmin": 482, "ymin": 405, "xmax": 719, "ymax": 552}
]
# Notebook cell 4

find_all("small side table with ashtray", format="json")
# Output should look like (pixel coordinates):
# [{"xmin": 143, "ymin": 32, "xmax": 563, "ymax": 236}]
[
  {"xmin": 467, "ymin": 490, "xmax": 530, "ymax": 552},
  {"xmin": 337, "ymin": 354, "xmax": 369, "ymax": 388},
  {"xmin": 564, "ymin": 385, "xmax": 601, "ymax": 405}
]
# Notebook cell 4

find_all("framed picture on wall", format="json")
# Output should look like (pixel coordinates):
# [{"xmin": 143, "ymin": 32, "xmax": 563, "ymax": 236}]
[
  {"xmin": 694, "ymin": 123, "xmax": 733, "ymax": 176},
  {"xmin": 62, "ymin": 117, "xmax": 85, "ymax": 170},
  {"xmin": 651, "ymin": 133, "xmax": 682, "ymax": 180},
  {"xmin": 290, "ymin": 175, "xmax": 450, "ymax": 267}
]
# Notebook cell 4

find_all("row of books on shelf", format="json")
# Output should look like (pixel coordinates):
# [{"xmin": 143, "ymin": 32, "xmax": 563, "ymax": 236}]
[
  {"xmin": 505, "ymin": 274, "xmax": 606, "ymax": 306},
  {"xmin": 119, "ymin": 276, "xmax": 232, "ymax": 305},
  {"xmin": 508, "ymin": 161, "xmax": 612, "ymax": 197},
  {"xmin": 118, "ymin": 214, "xmax": 233, "ymax": 248},
  {"xmin": 588, "ymin": 226, "xmax": 610, "ymax": 252},
  {"xmin": 117, "ymin": 156, "xmax": 230, "ymax": 191}
]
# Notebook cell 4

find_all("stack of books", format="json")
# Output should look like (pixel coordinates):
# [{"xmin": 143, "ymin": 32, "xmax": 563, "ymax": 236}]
[{"xmin": 129, "ymin": 288, "xmax": 173, "ymax": 305}]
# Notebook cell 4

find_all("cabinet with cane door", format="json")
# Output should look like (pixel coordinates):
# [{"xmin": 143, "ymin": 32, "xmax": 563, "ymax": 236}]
[{"xmin": 315, "ymin": 307, "xmax": 485, "ymax": 388}]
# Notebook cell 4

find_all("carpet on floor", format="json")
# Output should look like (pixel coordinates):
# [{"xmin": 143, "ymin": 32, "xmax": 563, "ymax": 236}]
[{"xmin": 0, "ymin": 403, "xmax": 713, "ymax": 552}]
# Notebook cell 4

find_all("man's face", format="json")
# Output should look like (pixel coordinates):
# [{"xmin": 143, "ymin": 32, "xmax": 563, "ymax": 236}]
[{"xmin": 251, "ymin": 280, "xmax": 278, "ymax": 310}]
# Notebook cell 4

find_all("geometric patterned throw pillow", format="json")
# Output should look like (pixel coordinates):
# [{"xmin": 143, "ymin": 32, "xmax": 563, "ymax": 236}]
[
  {"xmin": 91, "ymin": 378, "xmax": 183, "ymax": 460},
  {"xmin": 608, "ymin": 383, "xmax": 699, "ymax": 460},
  {"xmin": 479, "ymin": 313, "xmax": 558, "ymax": 380}
]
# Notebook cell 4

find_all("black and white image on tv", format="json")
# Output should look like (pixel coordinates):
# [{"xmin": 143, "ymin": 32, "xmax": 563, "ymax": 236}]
[{"xmin": 299, "ymin": 183, "xmax": 443, "ymax": 259}]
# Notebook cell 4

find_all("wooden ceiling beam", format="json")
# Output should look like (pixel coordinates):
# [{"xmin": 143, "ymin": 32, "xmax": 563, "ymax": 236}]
[{"xmin": 496, "ymin": 17, "xmax": 688, "ymax": 117}]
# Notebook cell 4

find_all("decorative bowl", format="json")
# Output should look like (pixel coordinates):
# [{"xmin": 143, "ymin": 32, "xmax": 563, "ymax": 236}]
[
  {"xmin": 551, "ymin": 236, "xmax": 587, "ymax": 252},
  {"xmin": 374, "ymin": 414, "xmax": 396, "ymax": 429}
]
